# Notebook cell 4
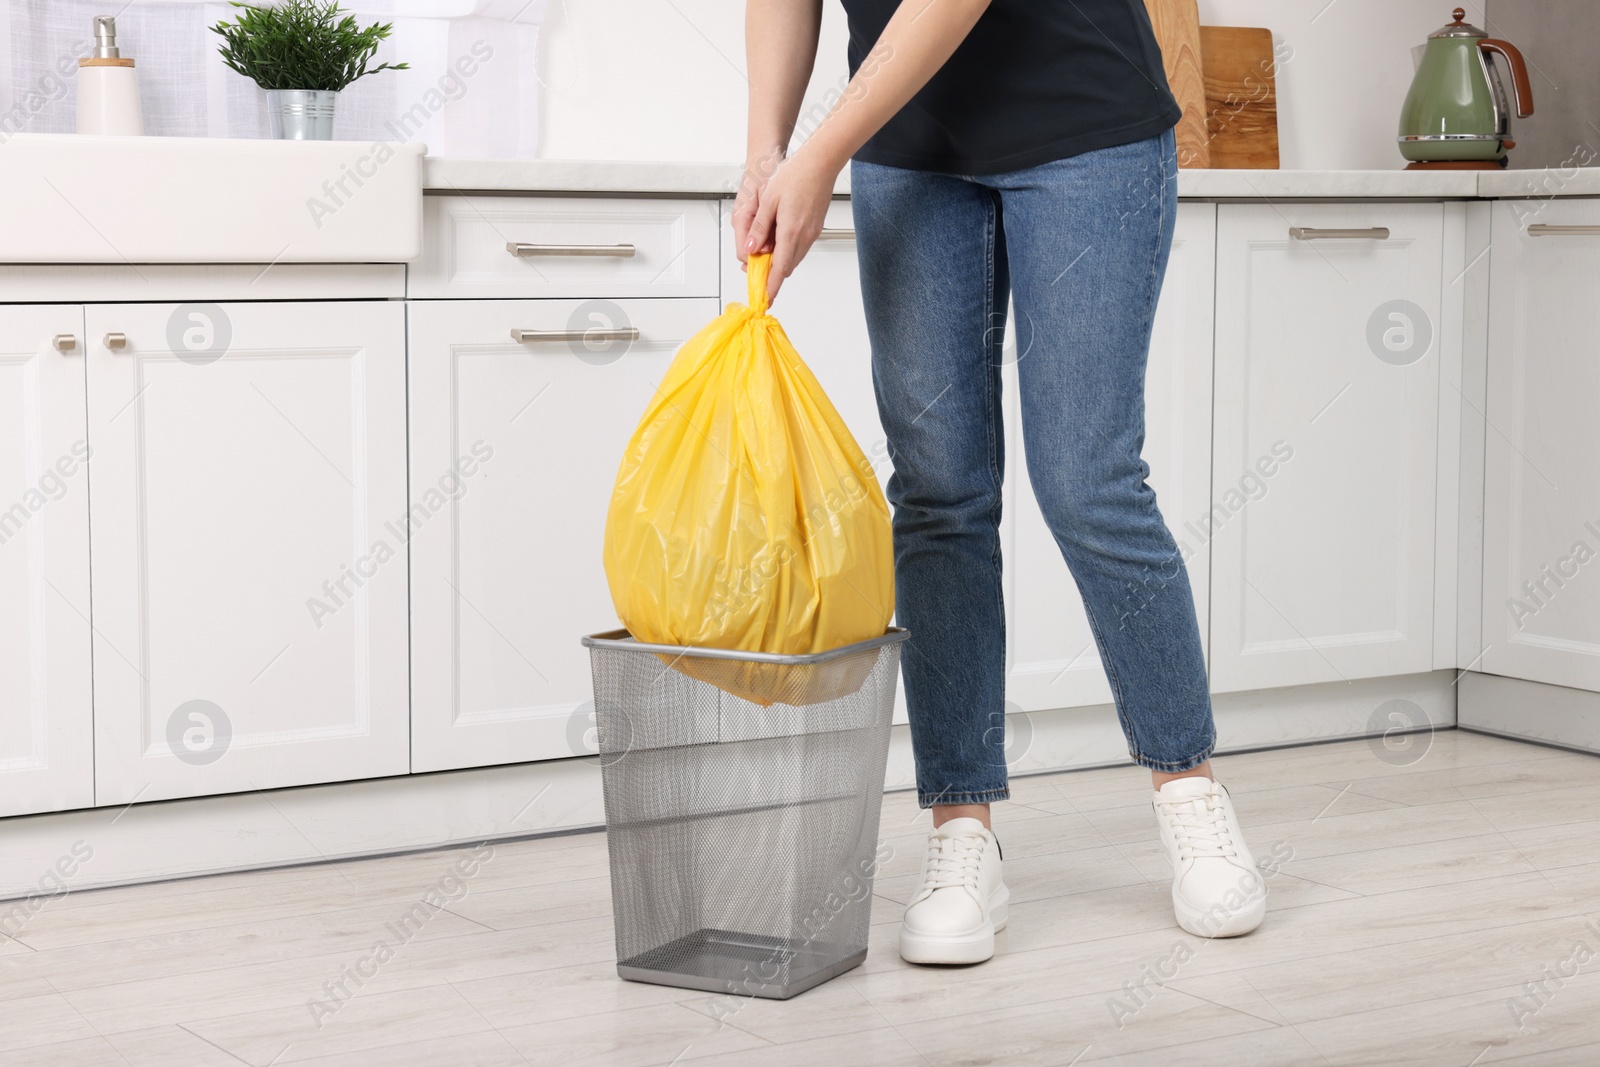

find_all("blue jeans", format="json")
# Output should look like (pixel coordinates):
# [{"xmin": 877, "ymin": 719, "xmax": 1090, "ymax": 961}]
[{"xmin": 851, "ymin": 127, "xmax": 1215, "ymax": 808}]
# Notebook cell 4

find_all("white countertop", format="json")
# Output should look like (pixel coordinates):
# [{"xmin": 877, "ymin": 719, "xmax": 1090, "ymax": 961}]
[
  {"xmin": 1478, "ymin": 167, "xmax": 1600, "ymax": 198},
  {"xmin": 426, "ymin": 158, "xmax": 751, "ymax": 196},
  {"xmin": 1175, "ymin": 168, "xmax": 1479, "ymax": 198},
  {"xmin": 423, "ymin": 157, "xmax": 1513, "ymax": 199}
]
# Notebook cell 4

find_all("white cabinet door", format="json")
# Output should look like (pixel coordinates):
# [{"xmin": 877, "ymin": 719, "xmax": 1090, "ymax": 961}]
[
  {"xmin": 1481, "ymin": 200, "xmax": 1600, "ymax": 692},
  {"xmin": 87, "ymin": 302, "xmax": 409, "ymax": 804},
  {"xmin": 1005, "ymin": 203, "xmax": 1217, "ymax": 712},
  {"xmin": 1211, "ymin": 203, "xmax": 1443, "ymax": 692},
  {"xmin": 408, "ymin": 297, "xmax": 719, "ymax": 771},
  {"xmin": 0, "ymin": 306, "xmax": 94, "ymax": 817}
]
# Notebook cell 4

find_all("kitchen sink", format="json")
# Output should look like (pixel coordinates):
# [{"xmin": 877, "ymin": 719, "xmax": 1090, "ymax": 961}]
[{"xmin": 0, "ymin": 133, "xmax": 425, "ymax": 263}]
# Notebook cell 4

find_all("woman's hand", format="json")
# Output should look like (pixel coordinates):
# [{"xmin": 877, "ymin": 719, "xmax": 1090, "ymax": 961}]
[
  {"xmin": 741, "ymin": 145, "xmax": 841, "ymax": 306},
  {"xmin": 731, "ymin": 150, "xmax": 780, "ymax": 272},
  {"xmin": 738, "ymin": 0, "xmax": 992, "ymax": 306}
]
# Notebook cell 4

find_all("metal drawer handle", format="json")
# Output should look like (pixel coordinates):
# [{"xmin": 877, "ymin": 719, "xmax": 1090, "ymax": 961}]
[
  {"xmin": 511, "ymin": 328, "xmax": 641, "ymax": 344},
  {"xmin": 104, "ymin": 332, "xmax": 127, "ymax": 351},
  {"xmin": 817, "ymin": 228, "xmax": 855, "ymax": 241},
  {"xmin": 506, "ymin": 242, "xmax": 636, "ymax": 258},
  {"xmin": 52, "ymin": 334, "xmax": 77, "ymax": 353},
  {"xmin": 1527, "ymin": 224, "xmax": 1600, "ymax": 237},
  {"xmin": 1289, "ymin": 227, "xmax": 1391, "ymax": 240}
]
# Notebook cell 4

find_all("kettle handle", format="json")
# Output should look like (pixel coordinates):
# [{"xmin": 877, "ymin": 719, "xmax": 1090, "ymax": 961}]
[{"xmin": 1479, "ymin": 38, "xmax": 1534, "ymax": 118}]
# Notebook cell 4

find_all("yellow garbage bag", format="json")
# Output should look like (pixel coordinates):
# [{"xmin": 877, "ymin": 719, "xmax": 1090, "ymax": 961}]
[{"xmin": 602, "ymin": 252, "xmax": 894, "ymax": 705}]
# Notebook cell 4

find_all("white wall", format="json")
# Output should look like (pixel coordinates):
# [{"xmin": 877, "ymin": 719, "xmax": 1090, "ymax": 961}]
[
  {"xmin": 1482, "ymin": 0, "xmax": 1598, "ymax": 170},
  {"xmin": 535, "ymin": 0, "xmax": 848, "ymax": 164},
  {"xmin": 535, "ymin": 0, "xmax": 1453, "ymax": 170},
  {"xmin": 1197, "ymin": 0, "xmax": 1451, "ymax": 170},
  {"xmin": 0, "ymin": 1, "xmax": 545, "ymax": 155}
]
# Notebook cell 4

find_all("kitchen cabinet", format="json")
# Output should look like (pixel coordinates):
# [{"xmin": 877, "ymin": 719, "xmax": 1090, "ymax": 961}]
[
  {"xmin": 1209, "ymin": 203, "xmax": 1444, "ymax": 693},
  {"xmin": 411, "ymin": 195, "xmax": 721, "ymax": 300},
  {"xmin": 11, "ymin": 169, "xmax": 1600, "ymax": 893},
  {"xmin": 407, "ymin": 297, "xmax": 718, "ymax": 771},
  {"xmin": 0, "ymin": 306, "xmax": 95, "ymax": 817},
  {"xmin": 86, "ymin": 301, "xmax": 410, "ymax": 804},
  {"xmin": 1480, "ymin": 199, "xmax": 1600, "ymax": 693},
  {"xmin": 1005, "ymin": 203, "xmax": 1217, "ymax": 712}
]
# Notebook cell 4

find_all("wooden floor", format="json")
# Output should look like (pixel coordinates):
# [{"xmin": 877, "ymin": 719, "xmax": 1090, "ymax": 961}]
[{"xmin": 2, "ymin": 729, "xmax": 1599, "ymax": 1065}]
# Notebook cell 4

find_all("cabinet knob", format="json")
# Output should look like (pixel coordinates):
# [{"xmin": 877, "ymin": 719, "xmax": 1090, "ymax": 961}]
[
  {"xmin": 506, "ymin": 242, "xmax": 636, "ymax": 258},
  {"xmin": 103, "ymin": 332, "xmax": 128, "ymax": 351},
  {"xmin": 52, "ymin": 333, "xmax": 77, "ymax": 353}
]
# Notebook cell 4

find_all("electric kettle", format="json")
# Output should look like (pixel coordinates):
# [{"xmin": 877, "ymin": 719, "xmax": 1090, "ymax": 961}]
[{"xmin": 1398, "ymin": 7, "xmax": 1533, "ymax": 169}]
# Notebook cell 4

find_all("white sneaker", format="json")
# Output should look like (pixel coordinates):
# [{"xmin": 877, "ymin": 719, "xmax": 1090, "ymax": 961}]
[
  {"xmin": 1152, "ymin": 776, "xmax": 1267, "ymax": 938},
  {"xmin": 899, "ymin": 817, "xmax": 1010, "ymax": 964}
]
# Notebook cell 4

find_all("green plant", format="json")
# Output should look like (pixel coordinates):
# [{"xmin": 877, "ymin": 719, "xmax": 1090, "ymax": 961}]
[{"xmin": 211, "ymin": 1, "xmax": 409, "ymax": 92}]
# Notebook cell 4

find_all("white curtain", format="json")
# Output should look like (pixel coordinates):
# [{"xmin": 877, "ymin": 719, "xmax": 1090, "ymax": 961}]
[{"xmin": 0, "ymin": 0, "xmax": 545, "ymax": 156}]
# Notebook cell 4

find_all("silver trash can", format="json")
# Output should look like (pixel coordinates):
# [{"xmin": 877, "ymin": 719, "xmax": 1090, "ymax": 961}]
[{"xmin": 581, "ymin": 627, "xmax": 908, "ymax": 1000}]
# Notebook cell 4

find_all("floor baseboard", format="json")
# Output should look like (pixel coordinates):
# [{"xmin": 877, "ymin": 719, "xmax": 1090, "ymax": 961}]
[{"xmin": 0, "ymin": 669, "xmax": 1461, "ymax": 900}]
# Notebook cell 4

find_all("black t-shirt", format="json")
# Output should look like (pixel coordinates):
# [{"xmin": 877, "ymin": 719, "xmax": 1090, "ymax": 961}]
[{"xmin": 840, "ymin": 0, "xmax": 1182, "ymax": 174}]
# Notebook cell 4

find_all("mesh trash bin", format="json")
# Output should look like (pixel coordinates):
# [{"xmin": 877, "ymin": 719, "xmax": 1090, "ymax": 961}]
[{"xmin": 581, "ymin": 627, "xmax": 908, "ymax": 1000}]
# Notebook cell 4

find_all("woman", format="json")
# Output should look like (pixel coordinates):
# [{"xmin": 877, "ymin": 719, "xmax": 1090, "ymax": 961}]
[{"xmin": 734, "ymin": 0, "xmax": 1267, "ymax": 964}]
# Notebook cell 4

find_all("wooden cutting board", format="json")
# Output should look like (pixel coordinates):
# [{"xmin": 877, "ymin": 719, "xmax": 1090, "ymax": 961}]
[
  {"xmin": 1141, "ymin": 0, "xmax": 1209, "ymax": 168},
  {"xmin": 1198, "ymin": 26, "xmax": 1281, "ymax": 168}
]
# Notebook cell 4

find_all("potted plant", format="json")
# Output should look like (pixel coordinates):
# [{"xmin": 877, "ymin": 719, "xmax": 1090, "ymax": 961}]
[{"xmin": 211, "ymin": 0, "xmax": 408, "ymax": 140}]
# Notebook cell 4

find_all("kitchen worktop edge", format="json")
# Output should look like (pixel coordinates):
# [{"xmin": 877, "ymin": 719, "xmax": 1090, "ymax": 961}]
[{"xmin": 421, "ymin": 158, "xmax": 1587, "ymax": 199}]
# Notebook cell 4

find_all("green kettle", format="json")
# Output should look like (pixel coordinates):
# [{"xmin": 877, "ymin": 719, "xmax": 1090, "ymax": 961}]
[{"xmin": 1398, "ymin": 7, "xmax": 1533, "ymax": 168}]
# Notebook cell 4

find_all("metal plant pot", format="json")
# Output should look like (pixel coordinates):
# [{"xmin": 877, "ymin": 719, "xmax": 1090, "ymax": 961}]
[{"xmin": 266, "ymin": 89, "xmax": 338, "ymax": 140}]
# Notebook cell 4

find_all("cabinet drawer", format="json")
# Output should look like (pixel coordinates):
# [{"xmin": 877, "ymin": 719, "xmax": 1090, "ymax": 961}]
[{"xmin": 410, "ymin": 195, "xmax": 721, "ymax": 299}]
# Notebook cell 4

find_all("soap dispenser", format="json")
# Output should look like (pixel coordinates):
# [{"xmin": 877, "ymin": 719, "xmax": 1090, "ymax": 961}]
[{"xmin": 77, "ymin": 16, "xmax": 144, "ymax": 135}]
